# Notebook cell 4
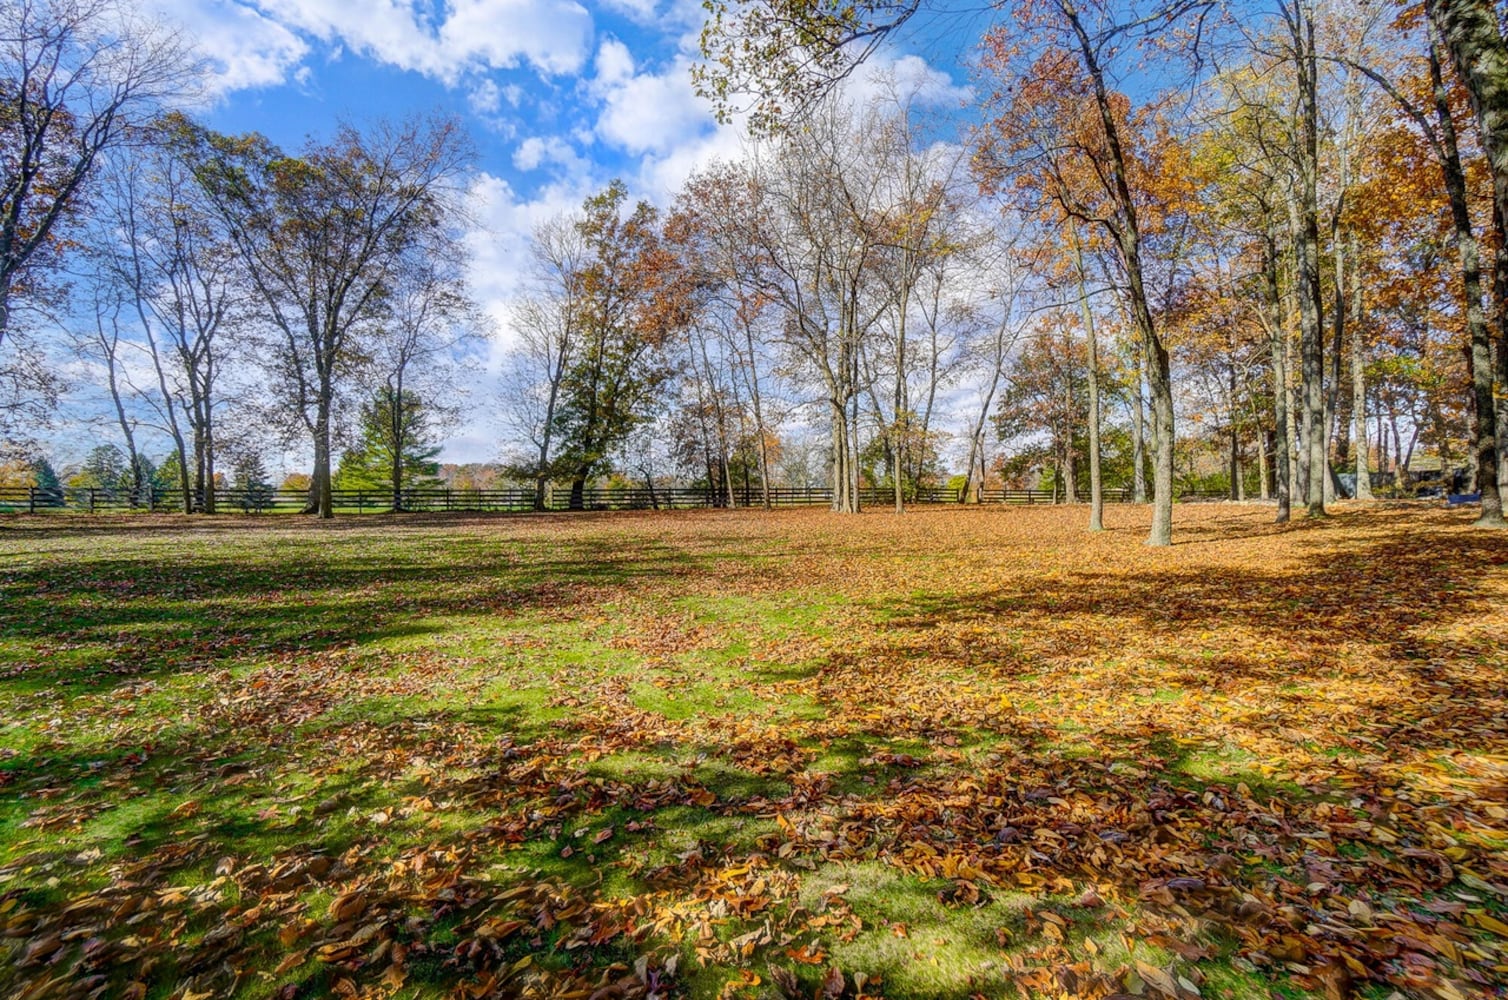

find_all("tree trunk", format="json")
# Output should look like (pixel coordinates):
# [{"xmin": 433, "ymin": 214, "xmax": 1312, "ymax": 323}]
[
  {"xmin": 1429, "ymin": 0, "xmax": 1508, "ymax": 521},
  {"xmin": 1351, "ymin": 314, "xmax": 1372, "ymax": 501},
  {"xmin": 313, "ymin": 393, "xmax": 334, "ymax": 519},
  {"xmin": 1434, "ymin": 35, "xmax": 1504, "ymax": 520},
  {"xmin": 107, "ymin": 365, "xmax": 143, "ymax": 507},
  {"xmin": 1257, "ymin": 424, "xmax": 1271, "ymax": 500},
  {"xmin": 1062, "ymin": 380, "xmax": 1078, "ymax": 504},
  {"xmin": 1074, "ymin": 237, "xmax": 1104, "ymax": 531},
  {"xmin": 1131, "ymin": 343, "xmax": 1147, "ymax": 504},
  {"xmin": 1147, "ymin": 354, "xmax": 1175, "ymax": 545},
  {"xmin": 182, "ymin": 430, "xmax": 197, "ymax": 514},
  {"xmin": 739, "ymin": 317, "xmax": 772, "ymax": 509},
  {"xmin": 892, "ymin": 291, "xmax": 907, "ymax": 514},
  {"xmin": 1265, "ymin": 237, "xmax": 1292, "ymax": 523},
  {"xmin": 569, "ymin": 472, "xmax": 586, "ymax": 510},
  {"xmin": 1229, "ymin": 367, "xmax": 1241, "ymax": 501},
  {"xmin": 830, "ymin": 397, "xmax": 857, "ymax": 513},
  {"xmin": 1349, "ymin": 238, "xmax": 1372, "ymax": 502},
  {"xmin": 201, "ymin": 399, "xmax": 218, "ymax": 515},
  {"xmin": 1062, "ymin": 3, "xmax": 1172, "ymax": 544},
  {"xmin": 1289, "ymin": 190, "xmax": 1327, "ymax": 518}
]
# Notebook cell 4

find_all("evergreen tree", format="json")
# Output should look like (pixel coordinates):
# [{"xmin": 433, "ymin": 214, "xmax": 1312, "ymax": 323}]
[
  {"xmin": 29, "ymin": 456, "xmax": 62, "ymax": 506},
  {"xmin": 232, "ymin": 453, "xmax": 274, "ymax": 512},
  {"xmin": 77, "ymin": 444, "xmax": 126, "ymax": 499},
  {"xmin": 333, "ymin": 387, "xmax": 443, "ymax": 509}
]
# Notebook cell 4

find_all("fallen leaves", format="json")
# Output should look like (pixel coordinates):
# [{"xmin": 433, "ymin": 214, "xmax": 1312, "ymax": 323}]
[{"xmin": 1, "ymin": 505, "xmax": 1506, "ymax": 998}]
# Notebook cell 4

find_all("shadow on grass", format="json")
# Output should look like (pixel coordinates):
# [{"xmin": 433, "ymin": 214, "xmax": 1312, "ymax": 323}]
[{"xmin": 0, "ymin": 530, "xmax": 709, "ymax": 693}]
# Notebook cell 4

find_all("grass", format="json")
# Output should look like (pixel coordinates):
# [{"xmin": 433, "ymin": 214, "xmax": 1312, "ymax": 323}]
[{"xmin": 1, "ymin": 503, "xmax": 1506, "ymax": 999}]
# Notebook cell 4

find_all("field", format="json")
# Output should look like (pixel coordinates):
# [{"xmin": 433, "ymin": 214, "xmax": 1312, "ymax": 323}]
[{"xmin": 1, "ymin": 504, "xmax": 1506, "ymax": 1000}]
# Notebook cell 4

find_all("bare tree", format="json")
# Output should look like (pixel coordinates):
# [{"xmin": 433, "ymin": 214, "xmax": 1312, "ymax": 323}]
[
  {"xmin": 506, "ymin": 213, "xmax": 588, "ymax": 510},
  {"xmin": 0, "ymin": 0, "xmax": 195, "ymax": 347},
  {"xmin": 90, "ymin": 145, "xmax": 241, "ymax": 513},
  {"xmin": 364, "ymin": 244, "xmax": 484, "ymax": 511},
  {"xmin": 744, "ymin": 97, "xmax": 891, "ymax": 512},
  {"xmin": 175, "ymin": 113, "xmax": 474, "ymax": 518}
]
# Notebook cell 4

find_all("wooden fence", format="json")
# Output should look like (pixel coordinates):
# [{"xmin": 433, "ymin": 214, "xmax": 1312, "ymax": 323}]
[{"xmin": 0, "ymin": 483, "xmax": 1239, "ymax": 515}]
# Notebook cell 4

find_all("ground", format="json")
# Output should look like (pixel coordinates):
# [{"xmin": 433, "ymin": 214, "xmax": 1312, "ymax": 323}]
[{"xmin": 0, "ymin": 503, "xmax": 1505, "ymax": 1000}]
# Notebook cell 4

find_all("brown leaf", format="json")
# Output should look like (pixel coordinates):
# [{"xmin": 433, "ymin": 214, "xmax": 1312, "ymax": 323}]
[
  {"xmin": 327, "ymin": 891, "xmax": 366, "ymax": 924},
  {"xmin": 1134, "ymin": 960, "xmax": 1181, "ymax": 998}
]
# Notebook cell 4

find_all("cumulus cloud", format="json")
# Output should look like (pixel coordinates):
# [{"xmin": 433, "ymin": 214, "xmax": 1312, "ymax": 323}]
[
  {"xmin": 460, "ymin": 172, "xmax": 596, "ymax": 351},
  {"xmin": 512, "ymin": 135, "xmax": 590, "ymax": 176},
  {"xmin": 589, "ymin": 46, "xmax": 716, "ymax": 157},
  {"xmin": 468, "ymin": 79, "xmax": 504, "ymax": 115},
  {"xmin": 437, "ymin": 0, "xmax": 594, "ymax": 78},
  {"xmin": 845, "ymin": 52, "xmax": 974, "ymax": 109},
  {"xmin": 593, "ymin": 38, "xmax": 635, "ymax": 85},
  {"xmin": 171, "ymin": 0, "xmax": 595, "ymax": 93},
  {"xmin": 153, "ymin": 0, "xmax": 309, "ymax": 97}
]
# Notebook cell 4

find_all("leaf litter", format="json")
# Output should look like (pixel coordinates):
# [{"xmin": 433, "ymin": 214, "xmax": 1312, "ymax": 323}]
[{"xmin": 0, "ymin": 504, "xmax": 1504, "ymax": 999}]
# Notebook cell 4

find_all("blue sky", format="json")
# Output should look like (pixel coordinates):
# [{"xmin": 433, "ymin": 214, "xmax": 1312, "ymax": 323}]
[{"xmin": 137, "ymin": 0, "xmax": 975, "ymax": 466}]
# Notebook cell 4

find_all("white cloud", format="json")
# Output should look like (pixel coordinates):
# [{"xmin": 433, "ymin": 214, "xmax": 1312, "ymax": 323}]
[
  {"xmin": 593, "ymin": 38, "xmax": 635, "ymax": 85},
  {"xmin": 629, "ymin": 122, "xmax": 742, "ymax": 201},
  {"xmin": 845, "ymin": 53, "xmax": 974, "ymax": 109},
  {"xmin": 512, "ymin": 135, "xmax": 588, "ymax": 174},
  {"xmin": 175, "ymin": 0, "xmax": 595, "ymax": 92},
  {"xmin": 468, "ymin": 78, "xmax": 503, "ymax": 114},
  {"xmin": 599, "ymin": 0, "xmax": 659, "ymax": 26},
  {"xmin": 153, "ymin": 0, "xmax": 309, "ymax": 96},
  {"xmin": 590, "ymin": 49, "xmax": 714, "ymax": 156},
  {"xmin": 460, "ymin": 171, "xmax": 596, "ymax": 354},
  {"xmin": 438, "ymin": 0, "xmax": 595, "ymax": 78}
]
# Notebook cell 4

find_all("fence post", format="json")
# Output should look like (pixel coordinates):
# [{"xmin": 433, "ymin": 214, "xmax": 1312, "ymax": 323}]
[
  {"xmin": 89, "ymin": 488, "xmax": 96, "ymax": 514},
  {"xmin": 28, "ymin": 487, "xmax": 35, "ymax": 514}
]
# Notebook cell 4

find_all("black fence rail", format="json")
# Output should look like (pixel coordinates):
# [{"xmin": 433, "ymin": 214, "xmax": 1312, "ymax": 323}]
[{"xmin": 0, "ymin": 483, "xmax": 1250, "ymax": 515}]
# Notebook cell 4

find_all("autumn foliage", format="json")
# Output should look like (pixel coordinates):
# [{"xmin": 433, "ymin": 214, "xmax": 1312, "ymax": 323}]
[{"xmin": 0, "ymin": 506, "xmax": 1505, "ymax": 998}]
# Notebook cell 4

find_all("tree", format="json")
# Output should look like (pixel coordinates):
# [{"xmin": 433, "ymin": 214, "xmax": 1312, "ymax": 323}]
[
  {"xmin": 74, "ymin": 441, "xmax": 123, "ymax": 496},
  {"xmin": 1339, "ymin": 19, "xmax": 1502, "ymax": 523},
  {"xmin": 0, "ymin": 0, "xmax": 193, "ymax": 347},
  {"xmin": 361, "ymin": 240, "xmax": 480, "ymax": 510},
  {"xmin": 174, "ymin": 113, "xmax": 473, "ymax": 518},
  {"xmin": 548, "ymin": 182, "xmax": 683, "ymax": 510},
  {"xmin": 695, "ymin": 0, "xmax": 921, "ymax": 133},
  {"xmin": 1425, "ymin": 0, "xmax": 1508, "ymax": 525},
  {"xmin": 231, "ymin": 451, "xmax": 273, "ymax": 512},
  {"xmin": 740, "ymin": 97, "xmax": 893, "ymax": 513},
  {"xmin": 73, "ymin": 273, "xmax": 146, "ymax": 504},
  {"xmin": 29, "ymin": 453, "xmax": 61, "ymax": 504},
  {"xmin": 93, "ymin": 142, "xmax": 242, "ymax": 515},
  {"xmin": 863, "ymin": 78, "xmax": 971, "ymax": 513},
  {"xmin": 506, "ymin": 213, "xmax": 589, "ymax": 510},
  {"xmin": 1277, "ymin": 0, "xmax": 1330, "ymax": 518},
  {"xmin": 335, "ymin": 387, "xmax": 444, "ymax": 507},
  {"xmin": 996, "ymin": 315, "xmax": 1089, "ymax": 501},
  {"xmin": 672, "ymin": 163, "xmax": 790, "ymax": 509},
  {"xmin": 975, "ymin": 1, "xmax": 1203, "ymax": 545}
]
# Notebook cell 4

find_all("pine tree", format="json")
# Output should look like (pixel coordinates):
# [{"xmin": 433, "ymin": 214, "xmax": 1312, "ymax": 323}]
[
  {"xmin": 334, "ymin": 388, "xmax": 444, "ymax": 509},
  {"xmin": 78, "ymin": 444, "xmax": 126, "ymax": 499},
  {"xmin": 29, "ymin": 456, "xmax": 63, "ymax": 506},
  {"xmin": 232, "ymin": 453, "xmax": 274, "ymax": 512}
]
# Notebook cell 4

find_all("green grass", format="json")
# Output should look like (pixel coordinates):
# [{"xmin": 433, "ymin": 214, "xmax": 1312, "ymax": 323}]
[{"xmin": 1, "ymin": 506, "xmax": 1506, "ymax": 999}]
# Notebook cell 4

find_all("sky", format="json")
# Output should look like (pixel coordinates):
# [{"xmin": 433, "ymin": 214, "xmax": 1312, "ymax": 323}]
[{"xmin": 104, "ymin": 0, "xmax": 979, "ymax": 469}]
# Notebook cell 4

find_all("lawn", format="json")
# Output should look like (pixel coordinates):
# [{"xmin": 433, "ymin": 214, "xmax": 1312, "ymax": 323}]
[{"xmin": 0, "ymin": 504, "xmax": 1505, "ymax": 1000}]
